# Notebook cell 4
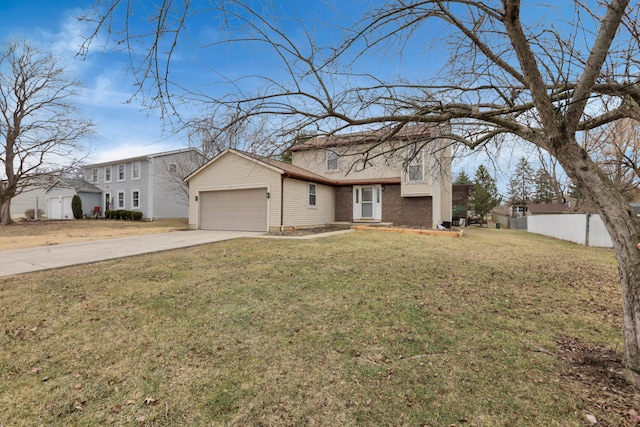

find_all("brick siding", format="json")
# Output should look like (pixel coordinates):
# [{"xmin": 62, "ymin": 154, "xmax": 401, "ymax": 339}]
[
  {"xmin": 381, "ymin": 184, "xmax": 432, "ymax": 228},
  {"xmin": 335, "ymin": 187, "xmax": 352, "ymax": 222},
  {"xmin": 334, "ymin": 184, "xmax": 433, "ymax": 227}
]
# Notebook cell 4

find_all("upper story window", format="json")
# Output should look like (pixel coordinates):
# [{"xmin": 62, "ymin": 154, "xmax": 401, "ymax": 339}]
[
  {"xmin": 407, "ymin": 148, "xmax": 424, "ymax": 182},
  {"xmin": 104, "ymin": 165, "xmax": 112, "ymax": 183},
  {"xmin": 118, "ymin": 164, "xmax": 125, "ymax": 181},
  {"xmin": 169, "ymin": 162, "xmax": 178, "ymax": 173},
  {"xmin": 326, "ymin": 150, "xmax": 338, "ymax": 171},
  {"xmin": 91, "ymin": 168, "xmax": 98, "ymax": 183},
  {"xmin": 132, "ymin": 161, "xmax": 141, "ymax": 180},
  {"xmin": 308, "ymin": 183, "xmax": 317, "ymax": 207}
]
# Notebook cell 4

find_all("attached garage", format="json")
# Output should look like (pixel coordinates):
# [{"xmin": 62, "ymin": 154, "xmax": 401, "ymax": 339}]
[
  {"xmin": 186, "ymin": 149, "xmax": 336, "ymax": 232},
  {"xmin": 199, "ymin": 188, "xmax": 268, "ymax": 231},
  {"xmin": 48, "ymin": 196, "xmax": 74, "ymax": 220}
]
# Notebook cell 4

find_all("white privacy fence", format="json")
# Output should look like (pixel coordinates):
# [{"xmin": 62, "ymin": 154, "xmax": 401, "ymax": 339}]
[{"xmin": 527, "ymin": 214, "xmax": 614, "ymax": 248}]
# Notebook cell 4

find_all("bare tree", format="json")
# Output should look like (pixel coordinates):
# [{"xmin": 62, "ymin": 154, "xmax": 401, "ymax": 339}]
[
  {"xmin": 583, "ymin": 118, "xmax": 640, "ymax": 201},
  {"xmin": 0, "ymin": 39, "xmax": 94, "ymax": 225},
  {"xmin": 80, "ymin": 0, "xmax": 640, "ymax": 383}
]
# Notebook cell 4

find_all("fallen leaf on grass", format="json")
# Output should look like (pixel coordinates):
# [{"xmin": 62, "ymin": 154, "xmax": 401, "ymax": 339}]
[
  {"xmin": 144, "ymin": 397, "xmax": 157, "ymax": 405},
  {"xmin": 585, "ymin": 412, "xmax": 598, "ymax": 424}
]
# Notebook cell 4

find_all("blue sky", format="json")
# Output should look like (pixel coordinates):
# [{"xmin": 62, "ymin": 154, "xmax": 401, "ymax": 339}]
[
  {"xmin": 0, "ymin": 0, "xmax": 576, "ymax": 192},
  {"xmin": 0, "ymin": 0, "xmax": 183, "ymax": 164},
  {"xmin": 0, "ymin": 1, "xmax": 395, "ymax": 165}
]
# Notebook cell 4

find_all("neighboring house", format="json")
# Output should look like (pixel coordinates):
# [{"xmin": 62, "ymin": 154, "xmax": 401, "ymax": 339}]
[
  {"xmin": 526, "ymin": 203, "xmax": 570, "ymax": 216},
  {"xmin": 8, "ymin": 177, "xmax": 51, "ymax": 220},
  {"xmin": 492, "ymin": 202, "xmax": 570, "ymax": 229},
  {"xmin": 84, "ymin": 148, "xmax": 205, "ymax": 220},
  {"xmin": 46, "ymin": 178, "xmax": 102, "ymax": 219},
  {"xmin": 9, "ymin": 177, "xmax": 102, "ymax": 220},
  {"xmin": 491, "ymin": 205, "xmax": 511, "ymax": 229},
  {"xmin": 186, "ymin": 126, "xmax": 452, "ymax": 232}
]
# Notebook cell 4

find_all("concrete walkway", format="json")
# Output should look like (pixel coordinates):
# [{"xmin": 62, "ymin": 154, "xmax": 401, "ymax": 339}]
[{"xmin": 0, "ymin": 230, "xmax": 263, "ymax": 277}]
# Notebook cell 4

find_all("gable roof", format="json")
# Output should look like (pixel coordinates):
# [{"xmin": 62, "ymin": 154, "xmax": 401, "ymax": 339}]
[
  {"xmin": 289, "ymin": 125, "xmax": 445, "ymax": 152},
  {"xmin": 526, "ymin": 203, "xmax": 570, "ymax": 214},
  {"xmin": 239, "ymin": 150, "xmax": 336, "ymax": 185},
  {"xmin": 83, "ymin": 147, "xmax": 203, "ymax": 169},
  {"xmin": 46, "ymin": 177, "xmax": 102, "ymax": 194},
  {"xmin": 185, "ymin": 148, "xmax": 401, "ymax": 186}
]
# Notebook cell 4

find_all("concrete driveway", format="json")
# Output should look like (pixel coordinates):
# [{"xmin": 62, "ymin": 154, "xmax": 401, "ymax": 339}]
[{"xmin": 0, "ymin": 230, "xmax": 263, "ymax": 277}]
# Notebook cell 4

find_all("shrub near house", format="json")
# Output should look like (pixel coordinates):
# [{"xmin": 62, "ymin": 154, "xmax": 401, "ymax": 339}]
[{"xmin": 105, "ymin": 210, "xmax": 143, "ymax": 220}]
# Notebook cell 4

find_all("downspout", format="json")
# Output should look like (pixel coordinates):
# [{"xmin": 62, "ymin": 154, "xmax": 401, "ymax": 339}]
[
  {"xmin": 280, "ymin": 175, "xmax": 285, "ymax": 232},
  {"xmin": 148, "ymin": 157, "xmax": 154, "ymax": 220}
]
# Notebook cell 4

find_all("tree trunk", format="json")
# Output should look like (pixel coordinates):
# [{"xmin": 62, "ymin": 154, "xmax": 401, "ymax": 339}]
[
  {"xmin": 555, "ymin": 140, "xmax": 640, "ymax": 384},
  {"xmin": 0, "ymin": 196, "xmax": 13, "ymax": 225}
]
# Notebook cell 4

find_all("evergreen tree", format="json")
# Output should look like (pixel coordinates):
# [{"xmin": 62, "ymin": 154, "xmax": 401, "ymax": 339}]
[
  {"xmin": 507, "ymin": 157, "xmax": 535, "ymax": 210},
  {"xmin": 533, "ymin": 169, "xmax": 556, "ymax": 203},
  {"xmin": 469, "ymin": 165, "xmax": 501, "ymax": 224},
  {"xmin": 454, "ymin": 170, "xmax": 473, "ymax": 184},
  {"xmin": 71, "ymin": 194, "xmax": 83, "ymax": 219}
]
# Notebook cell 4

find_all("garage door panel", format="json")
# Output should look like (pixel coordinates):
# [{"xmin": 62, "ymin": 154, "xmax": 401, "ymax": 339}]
[{"xmin": 200, "ymin": 188, "xmax": 267, "ymax": 231}]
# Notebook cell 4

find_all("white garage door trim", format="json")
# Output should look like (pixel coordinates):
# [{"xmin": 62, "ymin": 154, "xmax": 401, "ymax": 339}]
[{"xmin": 199, "ymin": 188, "xmax": 268, "ymax": 232}]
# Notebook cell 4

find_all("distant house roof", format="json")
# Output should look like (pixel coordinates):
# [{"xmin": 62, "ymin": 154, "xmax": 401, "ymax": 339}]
[
  {"xmin": 492, "ymin": 205, "xmax": 510, "ymax": 216},
  {"xmin": 288, "ymin": 125, "xmax": 446, "ymax": 152},
  {"xmin": 47, "ymin": 177, "xmax": 102, "ymax": 194},
  {"xmin": 526, "ymin": 203, "xmax": 570, "ymax": 215},
  {"xmin": 83, "ymin": 148, "xmax": 203, "ymax": 169}
]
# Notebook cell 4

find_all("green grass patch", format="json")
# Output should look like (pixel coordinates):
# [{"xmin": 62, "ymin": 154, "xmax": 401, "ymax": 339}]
[{"xmin": 0, "ymin": 227, "xmax": 632, "ymax": 426}]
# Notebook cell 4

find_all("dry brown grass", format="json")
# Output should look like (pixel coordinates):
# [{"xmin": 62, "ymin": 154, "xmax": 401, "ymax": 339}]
[
  {"xmin": 1, "ymin": 227, "xmax": 638, "ymax": 426},
  {"xmin": 0, "ymin": 219, "xmax": 189, "ymax": 250}
]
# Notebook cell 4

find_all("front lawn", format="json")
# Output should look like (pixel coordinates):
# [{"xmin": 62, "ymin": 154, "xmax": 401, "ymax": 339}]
[
  {"xmin": 1, "ymin": 227, "xmax": 637, "ymax": 426},
  {"xmin": 0, "ymin": 218, "xmax": 189, "ymax": 250}
]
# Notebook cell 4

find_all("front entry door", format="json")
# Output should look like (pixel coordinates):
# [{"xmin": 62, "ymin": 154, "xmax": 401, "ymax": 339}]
[{"xmin": 353, "ymin": 185, "xmax": 382, "ymax": 221}]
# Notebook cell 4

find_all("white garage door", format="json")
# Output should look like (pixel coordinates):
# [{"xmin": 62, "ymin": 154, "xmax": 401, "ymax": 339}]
[
  {"xmin": 48, "ymin": 196, "xmax": 74, "ymax": 220},
  {"xmin": 199, "ymin": 188, "xmax": 268, "ymax": 231}
]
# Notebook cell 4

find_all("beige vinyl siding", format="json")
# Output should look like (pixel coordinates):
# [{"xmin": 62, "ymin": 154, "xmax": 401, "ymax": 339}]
[
  {"xmin": 282, "ymin": 179, "xmax": 335, "ymax": 228},
  {"xmin": 440, "ymin": 167, "xmax": 453, "ymax": 224},
  {"xmin": 401, "ymin": 142, "xmax": 452, "ymax": 197},
  {"xmin": 187, "ymin": 152, "xmax": 281, "ymax": 229},
  {"xmin": 292, "ymin": 143, "xmax": 403, "ymax": 181}
]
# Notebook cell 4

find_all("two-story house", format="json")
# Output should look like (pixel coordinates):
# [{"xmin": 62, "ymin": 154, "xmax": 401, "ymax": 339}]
[
  {"xmin": 186, "ymin": 126, "xmax": 452, "ymax": 232},
  {"xmin": 84, "ymin": 148, "xmax": 205, "ymax": 219}
]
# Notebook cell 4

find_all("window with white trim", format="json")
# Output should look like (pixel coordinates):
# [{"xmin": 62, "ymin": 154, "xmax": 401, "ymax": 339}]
[
  {"xmin": 117, "ymin": 191, "xmax": 125, "ymax": 209},
  {"xmin": 104, "ymin": 165, "xmax": 112, "ymax": 183},
  {"xmin": 326, "ymin": 150, "xmax": 338, "ymax": 171},
  {"xmin": 308, "ymin": 183, "xmax": 317, "ymax": 207},
  {"xmin": 407, "ymin": 148, "xmax": 424, "ymax": 182},
  {"xmin": 91, "ymin": 168, "xmax": 98, "ymax": 183},
  {"xmin": 132, "ymin": 161, "xmax": 141, "ymax": 180},
  {"xmin": 132, "ymin": 190, "xmax": 140, "ymax": 209},
  {"xmin": 118, "ymin": 164, "xmax": 125, "ymax": 181}
]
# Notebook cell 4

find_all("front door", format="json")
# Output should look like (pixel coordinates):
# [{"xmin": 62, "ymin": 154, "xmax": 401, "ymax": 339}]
[
  {"xmin": 104, "ymin": 192, "xmax": 111, "ymax": 211},
  {"xmin": 353, "ymin": 185, "xmax": 382, "ymax": 221}
]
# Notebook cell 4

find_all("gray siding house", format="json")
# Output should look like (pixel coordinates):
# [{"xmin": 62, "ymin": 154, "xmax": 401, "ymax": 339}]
[
  {"xmin": 83, "ymin": 148, "xmax": 205, "ymax": 219},
  {"xmin": 9, "ymin": 177, "xmax": 102, "ymax": 220}
]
